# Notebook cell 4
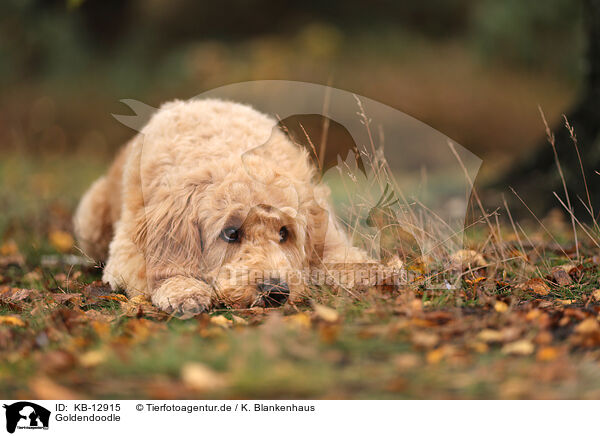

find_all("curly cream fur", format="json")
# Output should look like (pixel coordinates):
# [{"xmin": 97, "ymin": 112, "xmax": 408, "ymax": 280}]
[{"xmin": 74, "ymin": 99, "xmax": 374, "ymax": 316}]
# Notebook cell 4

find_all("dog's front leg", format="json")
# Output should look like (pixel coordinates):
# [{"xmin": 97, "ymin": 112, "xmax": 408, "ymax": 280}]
[{"xmin": 151, "ymin": 275, "xmax": 213, "ymax": 318}]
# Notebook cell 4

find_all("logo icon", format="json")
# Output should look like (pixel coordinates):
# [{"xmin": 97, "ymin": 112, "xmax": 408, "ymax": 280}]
[{"xmin": 2, "ymin": 402, "xmax": 50, "ymax": 434}]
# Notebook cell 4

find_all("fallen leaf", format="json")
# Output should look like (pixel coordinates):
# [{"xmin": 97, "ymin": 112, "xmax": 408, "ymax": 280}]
[
  {"xmin": 526, "ymin": 309, "xmax": 542, "ymax": 321},
  {"xmin": 494, "ymin": 301, "xmax": 508, "ymax": 313},
  {"xmin": 79, "ymin": 349, "xmax": 107, "ymax": 367},
  {"xmin": 519, "ymin": 278, "xmax": 550, "ymax": 296},
  {"xmin": 99, "ymin": 294, "xmax": 128, "ymax": 302},
  {"xmin": 313, "ymin": 303, "xmax": 339, "ymax": 322},
  {"xmin": 536, "ymin": 346, "xmax": 559, "ymax": 361},
  {"xmin": 575, "ymin": 318, "xmax": 600, "ymax": 335},
  {"xmin": 120, "ymin": 294, "xmax": 166, "ymax": 320},
  {"xmin": 477, "ymin": 329, "xmax": 503, "ymax": 343},
  {"xmin": 426, "ymin": 348, "xmax": 445, "ymax": 364},
  {"xmin": 591, "ymin": 289, "xmax": 600, "ymax": 302},
  {"xmin": 211, "ymin": 315, "xmax": 233, "ymax": 327},
  {"xmin": 502, "ymin": 339, "xmax": 534, "ymax": 355},
  {"xmin": 285, "ymin": 312, "xmax": 311, "ymax": 329},
  {"xmin": 0, "ymin": 287, "xmax": 34, "ymax": 303},
  {"xmin": 231, "ymin": 314, "xmax": 248, "ymax": 325},
  {"xmin": 51, "ymin": 293, "xmax": 82, "ymax": 305},
  {"xmin": 180, "ymin": 362, "xmax": 227, "ymax": 391},
  {"xmin": 49, "ymin": 230, "xmax": 74, "ymax": 253},
  {"xmin": 551, "ymin": 267, "xmax": 572, "ymax": 286},
  {"xmin": 411, "ymin": 331, "xmax": 440, "ymax": 348},
  {"xmin": 0, "ymin": 315, "xmax": 25, "ymax": 327}
]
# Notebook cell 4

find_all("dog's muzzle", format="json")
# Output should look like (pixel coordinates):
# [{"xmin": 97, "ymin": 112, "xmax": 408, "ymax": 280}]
[{"xmin": 257, "ymin": 278, "xmax": 289, "ymax": 307}]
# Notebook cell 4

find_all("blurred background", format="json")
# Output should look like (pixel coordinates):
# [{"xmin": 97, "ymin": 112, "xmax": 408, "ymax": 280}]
[{"xmin": 0, "ymin": 0, "xmax": 593, "ymax": 254}]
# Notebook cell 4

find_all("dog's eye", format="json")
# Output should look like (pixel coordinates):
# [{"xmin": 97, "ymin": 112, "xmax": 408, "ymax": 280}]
[
  {"xmin": 279, "ymin": 226, "xmax": 288, "ymax": 243},
  {"xmin": 220, "ymin": 227, "xmax": 241, "ymax": 243}
]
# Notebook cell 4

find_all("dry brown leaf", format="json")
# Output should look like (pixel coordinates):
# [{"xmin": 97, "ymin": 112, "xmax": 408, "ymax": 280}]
[
  {"xmin": 120, "ymin": 294, "xmax": 165, "ymax": 320},
  {"xmin": 51, "ymin": 293, "xmax": 82, "ymax": 305},
  {"xmin": 551, "ymin": 267, "xmax": 572, "ymax": 286},
  {"xmin": 180, "ymin": 362, "xmax": 228, "ymax": 391},
  {"xmin": 0, "ymin": 287, "xmax": 34, "ymax": 302},
  {"xmin": 519, "ymin": 278, "xmax": 550, "ymax": 296}
]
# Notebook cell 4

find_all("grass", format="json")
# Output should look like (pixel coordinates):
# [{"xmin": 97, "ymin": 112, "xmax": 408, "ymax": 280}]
[{"xmin": 2, "ymin": 148, "xmax": 600, "ymax": 400}]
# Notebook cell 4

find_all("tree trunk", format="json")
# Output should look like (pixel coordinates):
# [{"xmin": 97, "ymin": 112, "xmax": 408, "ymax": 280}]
[{"xmin": 493, "ymin": 0, "xmax": 600, "ymax": 220}]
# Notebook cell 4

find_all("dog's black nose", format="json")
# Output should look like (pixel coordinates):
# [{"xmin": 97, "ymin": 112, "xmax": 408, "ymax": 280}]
[{"xmin": 257, "ymin": 279, "xmax": 290, "ymax": 307}]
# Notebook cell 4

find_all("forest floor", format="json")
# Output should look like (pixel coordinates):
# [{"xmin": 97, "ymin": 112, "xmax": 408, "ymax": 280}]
[{"xmin": 1, "ymin": 155, "xmax": 600, "ymax": 400}]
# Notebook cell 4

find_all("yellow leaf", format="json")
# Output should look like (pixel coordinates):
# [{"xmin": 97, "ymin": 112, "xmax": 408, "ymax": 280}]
[
  {"xmin": 477, "ymin": 329, "xmax": 503, "ymax": 343},
  {"xmin": 285, "ymin": 312, "xmax": 311, "ymax": 329},
  {"xmin": 210, "ymin": 315, "xmax": 233, "ymax": 327},
  {"xmin": 526, "ymin": 309, "xmax": 542, "ymax": 321},
  {"xmin": 181, "ymin": 362, "xmax": 227, "ymax": 391},
  {"xmin": 49, "ymin": 230, "xmax": 74, "ymax": 253},
  {"xmin": 99, "ymin": 294, "xmax": 128, "ymax": 302},
  {"xmin": 575, "ymin": 318, "xmax": 600, "ymax": 334},
  {"xmin": 426, "ymin": 348, "xmax": 445, "ymax": 364},
  {"xmin": 79, "ymin": 349, "xmax": 107, "ymax": 367},
  {"xmin": 591, "ymin": 289, "xmax": 600, "ymax": 302},
  {"xmin": 0, "ymin": 315, "xmax": 25, "ymax": 327},
  {"xmin": 502, "ymin": 340, "xmax": 534, "ymax": 355},
  {"xmin": 313, "ymin": 303, "xmax": 339, "ymax": 322},
  {"xmin": 536, "ymin": 346, "xmax": 559, "ymax": 361},
  {"xmin": 494, "ymin": 301, "xmax": 508, "ymax": 313}
]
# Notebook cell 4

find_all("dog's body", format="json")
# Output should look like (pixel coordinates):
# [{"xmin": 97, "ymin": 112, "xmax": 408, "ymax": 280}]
[{"xmin": 74, "ymin": 99, "xmax": 372, "ymax": 315}]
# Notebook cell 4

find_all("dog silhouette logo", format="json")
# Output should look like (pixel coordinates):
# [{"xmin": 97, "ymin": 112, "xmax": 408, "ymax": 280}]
[{"xmin": 2, "ymin": 402, "xmax": 50, "ymax": 433}]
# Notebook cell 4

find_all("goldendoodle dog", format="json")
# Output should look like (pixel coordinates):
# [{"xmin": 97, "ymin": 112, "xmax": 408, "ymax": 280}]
[{"xmin": 74, "ymin": 99, "xmax": 387, "ymax": 316}]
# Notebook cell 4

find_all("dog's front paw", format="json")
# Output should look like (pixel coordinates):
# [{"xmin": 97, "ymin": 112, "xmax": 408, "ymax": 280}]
[{"xmin": 152, "ymin": 276, "xmax": 213, "ymax": 319}]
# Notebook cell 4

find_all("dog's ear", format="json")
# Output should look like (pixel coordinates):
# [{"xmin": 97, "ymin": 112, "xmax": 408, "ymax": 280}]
[{"xmin": 133, "ymin": 187, "xmax": 204, "ymax": 273}]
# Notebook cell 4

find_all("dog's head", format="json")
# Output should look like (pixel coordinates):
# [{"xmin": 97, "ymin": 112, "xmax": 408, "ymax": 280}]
[{"xmin": 136, "ymin": 160, "xmax": 324, "ymax": 309}]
